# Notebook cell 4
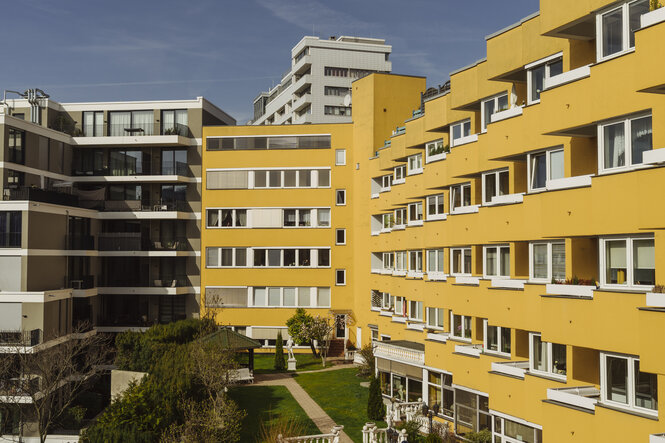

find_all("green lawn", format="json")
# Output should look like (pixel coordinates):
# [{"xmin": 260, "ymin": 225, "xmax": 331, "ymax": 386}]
[
  {"xmin": 228, "ymin": 385, "xmax": 319, "ymax": 442},
  {"xmin": 294, "ymin": 368, "xmax": 387, "ymax": 442},
  {"xmin": 253, "ymin": 352, "xmax": 332, "ymax": 373}
]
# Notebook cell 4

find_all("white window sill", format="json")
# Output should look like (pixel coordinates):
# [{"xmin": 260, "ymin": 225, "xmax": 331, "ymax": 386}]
[
  {"xmin": 598, "ymin": 284, "xmax": 653, "ymax": 293},
  {"xmin": 392, "ymin": 316, "xmax": 407, "ymax": 323},
  {"xmin": 426, "ymin": 213, "xmax": 447, "ymax": 221},
  {"xmin": 371, "ymin": 231, "xmax": 380, "ymax": 236},
  {"xmin": 407, "ymin": 169, "xmax": 423, "ymax": 176},
  {"xmin": 371, "ymin": 269, "xmax": 382, "ymax": 274},
  {"xmin": 454, "ymin": 344, "xmax": 483, "ymax": 357},
  {"xmin": 454, "ymin": 275, "xmax": 480, "ymax": 285},
  {"xmin": 448, "ymin": 336, "xmax": 473, "ymax": 344},
  {"xmin": 370, "ymin": 307, "xmax": 381, "ymax": 312},
  {"xmin": 642, "ymin": 6, "xmax": 665, "ymax": 28},
  {"xmin": 392, "ymin": 270, "xmax": 407, "ymax": 277},
  {"xmin": 490, "ymin": 106, "xmax": 523, "ymax": 123},
  {"xmin": 392, "ymin": 178, "xmax": 405, "ymax": 185},
  {"xmin": 427, "ymin": 272, "xmax": 447, "ymax": 282},
  {"xmin": 371, "ymin": 193, "xmax": 380, "ymax": 199},
  {"xmin": 491, "ymin": 361, "xmax": 528, "ymax": 379},
  {"xmin": 380, "ymin": 187, "xmax": 391, "ymax": 193},
  {"xmin": 484, "ymin": 193, "xmax": 524, "ymax": 206},
  {"xmin": 407, "ymin": 271, "xmax": 424, "ymax": 279},
  {"xmin": 546, "ymin": 387, "xmax": 599, "ymax": 412},
  {"xmin": 642, "ymin": 148, "xmax": 665, "ymax": 165},
  {"xmin": 380, "ymin": 269, "xmax": 393, "ymax": 275},
  {"xmin": 406, "ymin": 322, "xmax": 425, "ymax": 331},
  {"xmin": 546, "ymin": 175, "xmax": 593, "ymax": 191},
  {"xmin": 529, "ymin": 369, "xmax": 567, "ymax": 383},
  {"xmin": 491, "ymin": 278, "xmax": 525, "ymax": 289},
  {"xmin": 544, "ymin": 65, "xmax": 591, "ymax": 90},
  {"xmin": 546, "ymin": 283, "xmax": 595, "ymax": 298},
  {"xmin": 393, "ymin": 224, "xmax": 406, "ymax": 231},
  {"xmin": 379, "ymin": 310, "xmax": 394, "ymax": 317},
  {"xmin": 427, "ymin": 332, "xmax": 448, "ymax": 343},
  {"xmin": 451, "ymin": 134, "xmax": 478, "ymax": 147},
  {"xmin": 598, "ymin": 163, "xmax": 653, "ymax": 176},
  {"xmin": 407, "ymin": 220, "xmax": 424, "ymax": 227},
  {"xmin": 484, "ymin": 349, "xmax": 511, "ymax": 358},
  {"xmin": 380, "ymin": 227, "xmax": 392, "ymax": 233},
  {"xmin": 595, "ymin": 47, "xmax": 635, "ymax": 65},
  {"xmin": 599, "ymin": 401, "xmax": 658, "ymax": 419},
  {"xmin": 450, "ymin": 205, "xmax": 480, "ymax": 215},
  {"xmin": 425, "ymin": 153, "xmax": 446, "ymax": 163}
]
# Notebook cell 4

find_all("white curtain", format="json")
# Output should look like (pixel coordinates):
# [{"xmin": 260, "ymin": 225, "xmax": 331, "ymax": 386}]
[
  {"xmin": 604, "ymin": 123, "xmax": 625, "ymax": 168},
  {"xmin": 132, "ymin": 111, "xmax": 153, "ymax": 135},
  {"xmin": 109, "ymin": 112, "xmax": 130, "ymax": 136}
]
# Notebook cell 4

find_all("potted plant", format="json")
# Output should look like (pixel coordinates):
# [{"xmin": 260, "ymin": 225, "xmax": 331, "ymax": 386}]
[{"xmin": 546, "ymin": 276, "xmax": 597, "ymax": 298}]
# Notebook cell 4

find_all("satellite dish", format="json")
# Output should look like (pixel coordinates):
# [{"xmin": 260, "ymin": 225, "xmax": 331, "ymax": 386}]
[{"xmin": 343, "ymin": 94, "xmax": 352, "ymax": 107}]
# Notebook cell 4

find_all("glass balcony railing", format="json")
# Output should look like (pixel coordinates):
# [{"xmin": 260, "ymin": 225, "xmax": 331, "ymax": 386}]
[
  {"xmin": 3, "ymin": 187, "xmax": 79, "ymax": 207},
  {"xmin": 98, "ymin": 233, "xmax": 188, "ymax": 251},
  {"xmin": 64, "ymin": 122, "xmax": 192, "ymax": 138},
  {"xmin": 78, "ymin": 199, "xmax": 189, "ymax": 212}
]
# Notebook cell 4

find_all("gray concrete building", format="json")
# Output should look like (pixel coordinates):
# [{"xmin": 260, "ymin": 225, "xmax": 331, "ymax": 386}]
[{"xmin": 251, "ymin": 36, "xmax": 392, "ymax": 125}]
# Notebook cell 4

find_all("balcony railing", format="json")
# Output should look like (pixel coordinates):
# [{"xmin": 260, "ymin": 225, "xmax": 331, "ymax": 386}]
[
  {"xmin": 98, "ymin": 233, "xmax": 187, "ymax": 251},
  {"xmin": 0, "ymin": 232, "xmax": 21, "ymax": 248},
  {"xmin": 66, "ymin": 234, "xmax": 95, "ymax": 250},
  {"xmin": 98, "ymin": 276, "xmax": 189, "ymax": 288},
  {"xmin": 3, "ymin": 187, "xmax": 79, "ymax": 207},
  {"xmin": 71, "ymin": 122, "xmax": 192, "ymax": 138},
  {"xmin": 72, "ymin": 160, "xmax": 190, "ymax": 177},
  {"xmin": 79, "ymin": 200, "xmax": 189, "ymax": 212},
  {"xmin": 68, "ymin": 275, "xmax": 95, "ymax": 290},
  {"xmin": 0, "ymin": 329, "xmax": 43, "ymax": 347}
]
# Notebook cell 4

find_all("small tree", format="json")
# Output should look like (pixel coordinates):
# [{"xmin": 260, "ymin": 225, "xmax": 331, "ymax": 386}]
[
  {"xmin": 287, "ymin": 308, "xmax": 317, "ymax": 357},
  {"xmin": 357, "ymin": 343, "xmax": 376, "ymax": 377},
  {"xmin": 303, "ymin": 315, "xmax": 334, "ymax": 366},
  {"xmin": 274, "ymin": 331, "xmax": 286, "ymax": 371},
  {"xmin": 367, "ymin": 376, "xmax": 386, "ymax": 421}
]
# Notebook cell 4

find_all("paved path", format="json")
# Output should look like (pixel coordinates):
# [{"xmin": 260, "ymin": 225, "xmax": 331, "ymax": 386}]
[{"xmin": 250, "ymin": 367, "xmax": 355, "ymax": 443}]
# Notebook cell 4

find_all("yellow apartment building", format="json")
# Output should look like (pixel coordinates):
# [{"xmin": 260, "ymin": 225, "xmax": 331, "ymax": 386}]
[{"xmin": 202, "ymin": 0, "xmax": 665, "ymax": 441}]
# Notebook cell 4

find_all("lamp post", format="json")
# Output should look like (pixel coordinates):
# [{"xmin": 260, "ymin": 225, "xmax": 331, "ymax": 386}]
[{"xmin": 421, "ymin": 402, "xmax": 440, "ymax": 434}]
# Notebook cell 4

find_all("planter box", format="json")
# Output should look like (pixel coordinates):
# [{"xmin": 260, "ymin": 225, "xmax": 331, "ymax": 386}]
[
  {"xmin": 427, "ymin": 332, "xmax": 448, "ymax": 343},
  {"xmin": 491, "ymin": 278, "xmax": 525, "ymax": 289},
  {"xmin": 646, "ymin": 292, "xmax": 665, "ymax": 307},
  {"xmin": 546, "ymin": 283, "xmax": 594, "ymax": 298},
  {"xmin": 490, "ymin": 106, "xmax": 523, "ymax": 123},
  {"xmin": 544, "ymin": 65, "xmax": 591, "ymax": 90},
  {"xmin": 455, "ymin": 275, "xmax": 480, "ymax": 285},
  {"xmin": 641, "ymin": 7, "xmax": 665, "ymax": 28},
  {"xmin": 643, "ymin": 148, "xmax": 665, "ymax": 165},
  {"xmin": 546, "ymin": 175, "xmax": 593, "ymax": 191}
]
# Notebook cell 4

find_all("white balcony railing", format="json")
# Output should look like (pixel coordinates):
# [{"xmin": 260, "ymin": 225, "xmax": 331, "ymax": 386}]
[
  {"xmin": 279, "ymin": 425, "xmax": 344, "ymax": 443},
  {"xmin": 454, "ymin": 343, "xmax": 484, "ymax": 357},
  {"xmin": 374, "ymin": 341, "xmax": 424, "ymax": 365},
  {"xmin": 544, "ymin": 65, "xmax": 591, "ymax": 90},
  {"xmin": 547, "ymin": 386, "xmax": 599, "ymax": 412},
  {"xmin": 546, "ymin": 175, "xmax": 593, "ymax": 191},
  {"xmin": 490, "ymin": 106, "xmax": 523, "ymax": 123},
  {"xmin": 491, "ymin": 361, "xmax": 529, "ymax": 379}
]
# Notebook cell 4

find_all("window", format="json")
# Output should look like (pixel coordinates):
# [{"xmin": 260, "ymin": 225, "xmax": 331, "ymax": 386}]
[
  {"xmin": 317, "ymin": 209, "xmax": 331, "ymax": 227},
  {"xmin": 483, "ymin": 245, "xmax": 510, "ymax": 278},
  {"xmin": 451, "ymin": 248, "xmax": 472, "ymax": 275},
  {"xmin": 597, "ymin": 0, "xmax": 649, "ymax": 60},
  {"xmin": 408, "ymin": 202, "xmax": 423, "ymax": 224},
  {"xmin": 409, "ymin": 300, "xmax": 423, "ymax": 321},
  {"xmin": 383, "ymin": 252, "xmax": 394, "ymax": 271},
  {"xmin": 335, "ymin": 149, "xmax": 346, "ymax": 165},
  {"xmin": 481, "ymin": 93, "xmax": 509, "ymax": 131},
  {"xmin": 483, "ymin": 320, "xmax": 511, "ymax": 356},
  {"xmin": 324, "ymin": 66, "xmax": 348, "ymax": 77},
  {"xmin": 382, "ymin": 292, "xmax": 394, "ymax": 310},
  {"xmin": 451, "ymin": 119, "xmax": 471, "ymax": 147},
  {"xmin": 600, "ymin": 236, "xmax": 654, "ymax": 288},
  {"xmin": 394, "ymin": 208, "xmax": 406, "ymax": 227},
  {"xmin": 528, "ymin": 148, "xmax": 564, "ymax": 191},
  {"xmin": 208, "ymin": 135, "xmax": 331, "ymax": 151},
  {"xmin": 324, "ymin": 106, "xmax": 351, "ymax": 116},
  {"xmin": 336, "ymin": 269, "xmax": 346, "ymax": 285},
  {"xmin": 207, "ymin": 209, "xmax": 247, "ymax": 228},
  {"xmin": 394, "ymin": 165, "xmax": 406, "ymax": 183},
  {"xmin": 82, "ymin": 111, "xmax": 104, "ymax": 136},
  {"xmin": 427, "ymin": 372, "xmax": 454, "ymax": 418},
  {"xmin": 394, "ymin": 296, "xmax": 405, "ymax": 315},
  {"xmin": 162, "ymin": 149, "xmax": 188, "ymax": 175},
  {"xmin": 108, "ymin": 110, "xmax": 154, "ymax": 136},
  {"xmin": 455, "ymin": 388, "xmax": 491, "ymax": 436},
  {"xmin": 381, "ymin": 175, "xmax": 392, "ymax": 191},
  {"xmin": 527, "ymin": 55, "xmax": 563, "ymax": 104},
  {"xmin": 371, "ymin": 328, "xmax": 379, "ymax": 341},
  {"xmin": 599, "ymin": 114, "xmax": 652, "ymax": 171},
  {"xmin": 318, "ymin": 249, "xmax": 330, "ymax": 267},
  {"xmin": 336, "ymin": 189, "xmax": 346, "ymax": 206},
  {"xmin": 426, "ymin": 308, "xmax": 444, "ymax": 329},
  {"xmin": 450, "ymin": 183, "xmax": 472, "ymax": 211},
  {"xmin": 324, "ymin": 86, "xmax": 350, "ymax": 96},
  {"xmin": 529, "ymin": 333, "xmax": 567, "ymax": 378},
  {"xmin": 451, "ymin": 313, "xmax": 472, "ymax": 340},
  {"xmin": 493, "ymin": 416, "xmax": 543, "ymax": 443},
  {"xmin": 317, "ymin": 169, "xmax": 330, "ymax": 187},
  {"xmin": 382, "ymin": 213, "xmax": 394, "ymax": 230},
  {"xmin": 408, "ymin": 250, "xmax": 423, "ymax": 273},
  {"xmin": 283, "ymin": 209, "xmax": 313, "ymax": 227},
  {"xmin": 482, "ymin": 169, "xmax": 509, "ymax": 204},
  {"xmin": 8, "ymin": 128, "xmax": 25, "ymax": 164},
  {"xmin": 530, "ymin": 242, "xmax": 565, "ymax": 282},
  {"xmin": 336, "ymin": 229, "xmax": 346, "ymax": 245},
  {"xmin": 6, "ymin": 170, "xmax": 24, "ymax": 188},
  {"xmin": 426, "ymin": 194, "xmax": 445, "ymax": 220},
  {"xmin": 206, "ymin": 247, "xmax": 247, "ymax": 267},
  {"xmin": 161, "ymin": 109, "xmax": 188, "ymax": 135},
  {"xmin": 208, "ymin": 168, "xmax": 328, "ymax": 190},
  {"xmin": 427, "ymin": 249, "xmax": 444, "ymax": 274},
  {"xmin": 426, "ymin": 139, "xmax": 446, "ymax": 163},
  {"xmin": 0, "ymin": 211, "xmax": 21, "ymax": 248},
  {"xmin": 395, "ymin": 251, "xmax": 407, "ymax": 272},
  {"xmin": 601, "ymin": 353, "xmax": 657, "ymax": 414},
  {"xmin": 407, "ymin": 154, "xmax": 423, "ymax": 175}
]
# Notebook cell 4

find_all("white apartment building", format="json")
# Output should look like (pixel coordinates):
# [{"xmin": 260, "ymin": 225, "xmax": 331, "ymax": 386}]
[{"xmin": 251, "ymin": 36, "xmax": 392, "ymax": 125}]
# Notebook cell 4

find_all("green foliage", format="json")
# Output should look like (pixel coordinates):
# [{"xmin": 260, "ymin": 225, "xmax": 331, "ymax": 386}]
[
  {"xmin": 286, "ymin": 308, "xmax": 313, "ymax": 345},
  {"xmin": 115, "ymin": 318, "xmax": 216, "ymax": 371},
  {"xmin": 274, "ymin": 332, "xmax": 286, "ymax": 370},
  {"xmin": 367, "ymin": 376, "xmax": 386, "ymax": 421},
  {"xmin": 396, "ymin": 420, "xmax": 424, "ymax": 443},
  {"xmin": 466, "ymin": 429, "xmax": 492, "ymax": 443},
  {"xmin": 650, "ymin": 0, "xmax": 663, "ymax": 11},
  {"xmin": 357, "ymin": 343, "xmax": 375, "ymax": 377},
  {"xmin": 425, "ymin": 433, "xmax": 444, "ymax": 443},
  {"xmin": 58, "ymin": 405, "xmax": 86, "ymax": 430}
]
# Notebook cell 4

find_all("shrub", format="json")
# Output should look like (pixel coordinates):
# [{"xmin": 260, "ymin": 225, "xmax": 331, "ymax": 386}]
[
  {"xmin": 367, "ymin": 376, "xmax": 386, "ymax": 421},
  {"xmin": 274, "ymin": 331, "xmax": 286, "ymax": 371},
  {"xmin": 425, "ymin": 433, "xmax": 443, "ymax": 443},
  {"xmin": 396, "ymin": 420, "xmax": 424, "ymax": 443},
  {"xmin": 357, "ymin": 343, "xmax": 375, "ymax": 377},
  {"xmin": 466, "ymin": 429, "xmax": 492, "ymax": 443},
  {"xmin": 257, "ymin": 415, "xmax": 309, "ymax": 442},
  {"xmin": 58, "ymin": 405, "xmax": 86, "ymax": 430}
]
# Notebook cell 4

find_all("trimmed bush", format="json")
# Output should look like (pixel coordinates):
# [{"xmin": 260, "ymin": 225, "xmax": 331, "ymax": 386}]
[
  {"xmin": 367, "ymin": 376, "xmax": 386, "ymax": 420},
  {"xmin": 274, "ymin": 332, "xmax": 286, "ymax": 371}
]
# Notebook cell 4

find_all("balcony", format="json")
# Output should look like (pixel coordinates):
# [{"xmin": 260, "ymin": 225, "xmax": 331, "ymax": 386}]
[
  {"xmin": 71, "ymin": 122, "xmax": 192, "ymax": 138},
  {"xmin": 68, "ymin": 275, "xmax": 95, "ymax": 290},
  {"xmin": 544, "ymin": 65, "xmax": 591, "ymax": 90},
  {"xmin": 490, "ymin": 105, "xmax": 523, "ymax": 124},
  {"xmin": 292, "ymin": 93, "xmax": 311, "ymax": 112},
  {"xmin": 0, "ymin": 329, "xmax": 43, "ymax": 347},
  {"xmin": 3, "ymin": 187, "xmax": 79, "ymax": 207},
  {"xmin": 73, "ymin": 160, "xmax": 190, "ymax": 178},
  {"xmin": 546, "ymin": 386, "xmax": 599, "ymax": 412},
  {"xmin": 454, "ymin": 343, "xmax": 484, "ymax": 358},
  {"xmin": 99, "ymin": 276, "xmax": 189, "ymax": 288},
  {"xmin": 374, "ymin": 340, "xmax": 425, "ymax": 365},
  {"xmin": 293, "ymin": 74, "xmax": 312, "ymax": 94},
  {"xmin": 79, "ymin": 199, "xmax": 189, "ymax": 213},
  {"xmin": 98, "ymin": 233, "xmax": 188, "ymax": 251},
  {"xmin": 66, "ymin": 234, "xmax": 95, "ymax": 250},
  {"xmin": 490, "ymin": 361, "xmax": 529, "ymax": 379}
]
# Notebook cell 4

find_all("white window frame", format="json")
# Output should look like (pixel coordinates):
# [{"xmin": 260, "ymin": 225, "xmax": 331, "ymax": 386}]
[
  {"xmin": 597, "ymin": 113, "xmax": 652, "ymax": 173},
  {"xmin": 600, "ymin": 352, "xmax": 658, "ymax": 416},
  {"xmin": 526, "ymin": 53, "xmax": 563, "ymax": 105},
  {"xmin": 481, "ymin": 93, "xmax": 509, "ymax": 132},
  {"xmin": 599, "ymin": 235, "xmax": 655, "ymax": 289},
  {"xmin": 450, "ymin": 119, "xmax": 471, "ymax": 147},
  {"xmin": 206, "ymin": 247, "xmax": 248, "ymax": 268},
  {"xmin": 335, "ymin": 228, "xmax": 346, "ymax": 245},
  {"xmin": 336, "ymin": 189, "xmax": 346, "ymax": 206},
  {"xmin": 481, "ymin": 169, "xmax": 510, "ymax": 205},
  {"xmin": 408, "ymin": 300, "xmax": 423, "ymax": 321},
  {"xmin": 394, "ymin": 208, "xmax": 407, "ymax": 227},
  {"xmin": 381, "ymin": 213, "xmax": 394, "ymax": 231},
  {"xmin": 335, "ymin": 149, "xmax": 346, "ymax": 166},
  {"xmin": 395, "ymin": 251, "xmax": 407, "ymax": 272},
  {"xmin": 407, "ymin": 153, "xmax": 423, "ymax": 175},
  {"xmin": 450, "ymin": 312, "xmax": 472, "ymax": 342},
  {"xmin": 394, "ymin": 296, "xmax": 405, "ymax": 316},
  {"xmin": 426, "ymin": 194, "xmax": 445, "ymax": 220},
  {"xmin": 527, "ymin": 147, "xmax": 564, "ymax": 192},
  {"xmin": 335, "ymin": 269, "xmax": 346, "ymax": 285},
  {"xmin": 407, "ymin": 202, "xmax": 423, "ymax": 226},
  {"xmin": 529, "ymin": 241, "xmax": 566, "ymax": 283},
  {"xmin": 381, "ymin": 292, "xmax": 394, "ymax": 310},
  {"xmin": 425, "ymin": 139, "xmax": 446, "ymax": 163},
  {"xmin": 483, "ymin": 245, "xmax": 510, "ymax": 278},
  {"xmin": 426, "ymin": 307, "xmax": 444, "ymax": 329},
  {"xmin": 317, "ymin": 208, "xmax": 331, "ymax": 227},
  {"xmin": 528, "ymin": 332, "xmax": 567, "ymax": 381},
  {"xmin": 426, "ymin": 249, "xmax": 444, "ymax": 275},
  {"xmin": 450, "ymin": 247, "xmax": 472, "ymax": 276},
  {"xmin": 382, "ymin": 252, "xmax": 394, "ymax": 271},
  {"xmin": 393, "ymin": 165, "xmax": 406, "ymax": 184},
  {"xmin": 283, "ymin": 208, "xmax": 314, "ymax": 228},
  {"xmin": 381, "ymin": 174, "xmax": 392, "ymax": 192},
  {"xmin": 408, "ymin": 250, "xmax": 423, "ymax": 275},
  {"xmin": 596, "ymin": 0, "xmax": 649, "ymax": 62},
  {"xmin": 483, "ymin": 320, "xmax": 511, "ymax": 357},
  {"xmin": 450, "ymin": 183, "xmax": 472, "ymax": 212},
  {"xmin": 206, "ymin": 208, "xmax": 248, "ymax": 228},
  {"xmin": 492, "ymin": 414, "xmax": 543, "ymax": 443},
  {"xmin": 370, "ymin": 327, "xmax": 379, "ymax": 342}
]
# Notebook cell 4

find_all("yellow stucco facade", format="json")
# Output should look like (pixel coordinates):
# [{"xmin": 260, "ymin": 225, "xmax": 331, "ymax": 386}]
[{"xmin": 202, "ymin": 1, "xmax": 665, "ymax": 441}]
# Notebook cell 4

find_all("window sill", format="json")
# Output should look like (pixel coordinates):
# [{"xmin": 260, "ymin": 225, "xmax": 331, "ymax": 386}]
[
  {"xmin": 546, "ymin": 283, "xmax": 595, "ymax": 298},
  {"xmin": 643, "ymin": 147, "xmax": 665, "ymax": 165},
  {"xmin": 379, "ymin": 310, "xmax": 393, "ymax": 317},
  {"xmin": 407, "ymin": 220, "xmax": 424, "ymax": 227},
  {"xmin": 544, "ymin": 64, "xmax": 591, "ymax": 90},
  {"xmin": 546, "ymin": 175, "xmax": 593, "ymax": 191},
  {"xmin": 370, "ymin": 307, "xmax": 381, "ymax": 312},
  {"xmin": 596, "ymin": 402, "xmax": 658, "ymax": 421},
  {"xmin": 406, "ymin": 322, "xmax": 425, "ymax": 331},
  {"xmin": 451, "ymin": 133, "xmax": 478, "ymax": 147},
  {"xmin": 594, "ymin": 47, "xmax": 635, "ymax": 66},
  {"xmin": 449, "ymin": 205, "xmax": 480, "ymax": 215},
  {"xmin": 483, "ymin": 350, "xmax": 512, "ymax": 359},
  {"xmin": 490, "ymin": 278, "xmax": 525, "ymax": 289},
  {"xmin": 426, "ymin": 332, "xmax": 448, "ymax": 343},
  {"xmin": 392, "ymin": 178, "xmax": 405, "ymax": 185},
  {"xmin": 407, "ymin": 169, "xmax": 423, "ymax": 176},
  {"xmin": 425, "ymin": 153, "xmax": 446, "ymax": 163},
  {"xmin": 392, "ymin": 224, "xmax": 406, "ymax": 231},
  {"xmin": 490, "ymin": 106, "xmax": 523, "ymax": 124},
  {"xmin": 371, "ymin": 193, "xmax": 380, "ymax": 199},
  {"xmin": 406, "ymin": 271, "xmax": 424, "ymax": 279},
  {"xmin": 392, "ymin": 270, "xmax": 407, "ymax": 277},
  {"xmin": 454, "ymin": 275, "xmax": 480, "ymax": 285},
  {"xmin": 392, "ymin": 316, "xmax": 407, "ymax": 324},
  {"xmin": 641, "ymin": 6, "xmax": 665, "ymax": 28},
  {"xmin": 526, "ymin": 370, "xmax": 567, "ymax": 384},
  {"xmin": 484, "ymin": 193, "xmax": 524, "ymax": 206},
  {"xmin": 425, "ymin": 214, "xmax": 447, "ymax": 221},
  {"xmin": 448, "ymin": 337, "xmax": 472, "ymax": 344},
  {"xmin": 380, "ymin": 187, "xmax": 391, "ymax": 193},
  {"xmin": 427, "ymin": 272, "xmax": 447, "ymax": 282}
]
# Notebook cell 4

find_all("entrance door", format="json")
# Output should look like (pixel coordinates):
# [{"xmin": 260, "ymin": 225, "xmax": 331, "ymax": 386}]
[{"xmin": 335, "ymin": 315, "xmax": 346, "ymax": 339}]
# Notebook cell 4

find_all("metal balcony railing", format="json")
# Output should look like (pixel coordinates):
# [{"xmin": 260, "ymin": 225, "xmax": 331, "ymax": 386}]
[
  {"xmin": 66, "ymin": 234, "xmax": 95, "ymax": 250},
  {"xmin": 79, "ymin": 200, "xmax": 189, "ymax": 212},
  {"xmin": 3, "ymin": 187, "xmax": 79, "ymax": 207},
  {"xmin": 0, "ymin": 329, "xmax": 43, "ymax": 347},
  {"xmin": 98, "ymin": 233, "xmax": 187, "ymax": 251},
  {"xmin": 98, "ymin": 276, "xmax": 189, "ymax": 288}
]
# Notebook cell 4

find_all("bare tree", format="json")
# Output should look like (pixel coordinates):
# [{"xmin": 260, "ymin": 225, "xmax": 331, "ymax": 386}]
[
  {"xmin": 303, "ymin": 315, "xmax": 335, "ymax": 367},
  {"xmin": 0, "ymin": 323, "xmax": 110, "ymax": 443}
]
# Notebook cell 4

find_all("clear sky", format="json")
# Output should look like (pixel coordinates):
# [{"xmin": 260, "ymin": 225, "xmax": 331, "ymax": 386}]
[{"xmin": 3, "ymin": 0, "xmax": 539, "ymax": 124}]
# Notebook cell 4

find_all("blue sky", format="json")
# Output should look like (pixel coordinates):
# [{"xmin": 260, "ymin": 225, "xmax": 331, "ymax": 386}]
[{"xmin": 3, "ymin": 0, "xmax": 539, "ymax": 123}]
